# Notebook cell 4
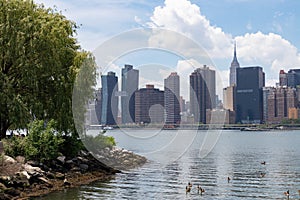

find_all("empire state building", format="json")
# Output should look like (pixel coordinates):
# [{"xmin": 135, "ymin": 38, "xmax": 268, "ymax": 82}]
[{"xmin": 229, "ymin": 42, "xmax": 240, "ymax": 86}]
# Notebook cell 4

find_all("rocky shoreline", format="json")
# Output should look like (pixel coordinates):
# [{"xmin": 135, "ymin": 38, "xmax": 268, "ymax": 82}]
[{"xmin": 0, "ymin": 148, "xmax": 147, "ymax": 199}]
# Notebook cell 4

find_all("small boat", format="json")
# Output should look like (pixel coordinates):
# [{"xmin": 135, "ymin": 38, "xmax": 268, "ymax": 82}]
[
  {"xmin": 240, "ymin": 127, "xmax": 270, "ymax": 131},
  {"xmin": 103, "ymin": 126, "xmax": 113, "ymax": 130}
]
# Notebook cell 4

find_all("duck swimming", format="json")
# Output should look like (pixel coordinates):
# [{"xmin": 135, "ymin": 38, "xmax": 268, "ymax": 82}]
[
  {"xmin": 197, "ymin": 185, "xmax": 205, "ymax": 195},
  {"xmin": 186, "ymin": 186, "xmax": 191, "ymax": 194}
]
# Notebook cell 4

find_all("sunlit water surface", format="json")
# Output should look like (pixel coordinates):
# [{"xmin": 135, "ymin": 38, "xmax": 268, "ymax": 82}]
[{"xmin": 36, "ymin": 129, "xmax": 300, "ymax": 200}]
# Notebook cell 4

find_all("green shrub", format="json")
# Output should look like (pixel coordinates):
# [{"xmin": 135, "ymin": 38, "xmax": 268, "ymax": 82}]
[
  {"xmin": 3, "ymin": 120, "xmax": 65, "ymax": 163},
  {"xmin": 59, "ymin": 134, "xmax": 85, "ymax": 158},
  {"xmin": 3, "ymin": 136, "xmax": 26, "ymax": 158},
  {"xmin": 25, "ymin": 120, "xmax": 65, "ymax": 163},
  {"xmin": 82, "ymin": 133, "xmax": 116, "ymax": 153},
  {"xmin": 3, "ymin": 120, "xmax": 115, "ymax": 163}
]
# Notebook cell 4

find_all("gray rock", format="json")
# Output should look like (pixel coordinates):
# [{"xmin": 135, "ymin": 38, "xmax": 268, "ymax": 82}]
[
  {"xmin": 17, "ymin": 171, "xmax": 30, "ymax": 180},
  {"xmin": 57, "ymin": 156, "xmax": 66, "ymax": 164},
  {"xmin": 27, "ymin": 160, "xmax": 39, "ymax": 167},
  {"xmin": 79, "ymin": 164, "xmax": 89, "ymax": 170},
  {"xmin": 3, "ymin": 156, "xmax": 16, "ymax": 165},
  {"xmin": 23, "ymin": 163, "xmax": 43, "ymax": 176},
  {"xmin": 77, "ymin": 156, "xmax": 89, "ymax": 164},
  {"xmin": 70, "ymin": 167, "xmax": 80, "ymax": 172},
  {"xmin": 65, "ymin": 160, "xmax": 74, "ymax": 164},
  {"xmin": 38, "ymin": 177, "xmax": 52, "ymax": 186}
]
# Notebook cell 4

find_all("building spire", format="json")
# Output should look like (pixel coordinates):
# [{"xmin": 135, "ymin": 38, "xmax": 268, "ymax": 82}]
[
  {"xmin": 231, "ymin": 41, "xmax": 239, "ymax": 66},
  {"xmin": 234, "ymin": 41, "xmax": 237, "ymax": 58},
  {"xmin": 229, "ymin": 40, "xmax": 240, "ymax": 86}
]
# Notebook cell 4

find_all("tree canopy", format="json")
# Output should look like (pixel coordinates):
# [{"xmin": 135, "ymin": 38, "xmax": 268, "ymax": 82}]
[{"xmin": 0, "ymin": 0, "xmax": 96, "ymax": 139}]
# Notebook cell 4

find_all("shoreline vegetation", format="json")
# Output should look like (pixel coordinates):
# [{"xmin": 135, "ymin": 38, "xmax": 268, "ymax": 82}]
[{"xmin": 0, "ymin": 121, "xmax": 147, "ymax": 200}]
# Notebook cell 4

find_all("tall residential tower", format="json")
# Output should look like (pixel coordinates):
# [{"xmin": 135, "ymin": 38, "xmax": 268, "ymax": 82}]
[
  {"xmin": 101, "ymin": 72, "xmax": 118, "ymax": 125},
  {"xmin": 164, "ymin": 72, "xmax": 181, "ymax": 124},
  {"xmin": 190, "ymin": 65, "xmax": 216, "ymax": 124},
  {"xmin": 121, "ymin": 64, "xmax": 139, "ymax": 124}
]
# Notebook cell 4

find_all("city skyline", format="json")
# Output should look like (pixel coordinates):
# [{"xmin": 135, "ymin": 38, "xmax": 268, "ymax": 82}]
[{"xmin": 90, "ymin": 61, "xmax": 300, "ymax": 125}]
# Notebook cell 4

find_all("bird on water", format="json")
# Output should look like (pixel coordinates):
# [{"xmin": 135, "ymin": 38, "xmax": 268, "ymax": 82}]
[
  {"xmin": 227, "ymin": 176, "xmax": 231, "ymax": 183},
  {"xmin": 284, "ymin": 190, "xmax": 289, "ymax": 199},
  {"xmin": 186, "ymin": 186, "xmax": 191, "ymax": 194},
  {"xmin": 197, "ymin": 185, "xmax": 205, "ymax": 195}
]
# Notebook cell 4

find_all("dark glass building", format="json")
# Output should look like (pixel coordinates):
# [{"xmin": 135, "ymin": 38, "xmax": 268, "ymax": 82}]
[
  {"xmin": 101, "ymin": 72, "xmax": 118, "ymax": 125},
  {"xmin": 190, "ymin": 65, "xmax": 216, "ymax": 124},
  {"xmin": 235, "ymin": 66, "xmax": 265, "ymax": 124},
  {"xmin": 164, "ymin": 72, "xmax": 181, "ymax": 124},
  {"xmin": 286, "ymin": 69, "xmax": 300, "ymax": 88},
  {"xmin": 121, "ymin": 64, "xmax": 139, "ymax": 124}
]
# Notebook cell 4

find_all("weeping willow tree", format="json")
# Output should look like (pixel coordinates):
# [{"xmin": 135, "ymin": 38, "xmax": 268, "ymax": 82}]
[{"xmin": 0, "ymin": 0, "xmax": 96, "ymax": 139}]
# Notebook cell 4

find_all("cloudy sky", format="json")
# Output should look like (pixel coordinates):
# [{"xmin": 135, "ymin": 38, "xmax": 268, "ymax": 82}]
[{"xmin": 35, "ymin": 0, "xmax": 300, "ymax": 99}]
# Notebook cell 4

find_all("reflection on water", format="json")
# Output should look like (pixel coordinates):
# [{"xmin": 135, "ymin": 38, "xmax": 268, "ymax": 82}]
[{"xmin": 36, "ymin": 130, "xmax": 300, "ymax": 200}]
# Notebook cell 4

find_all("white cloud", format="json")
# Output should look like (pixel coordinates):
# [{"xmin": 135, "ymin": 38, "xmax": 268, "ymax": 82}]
[
  {"xmin": 147, "ymin": 0, "xmax": 300, "ymax": 88},
  {"xmin": 235, "ymin": 32, "xmax": 300, "ymax": 79},
  {"xmin": 148, "ymin": 0, "xmax": 233, "ymax": 59},
  {"xmin": 266, "ymin": 79, "xmax": 278, "ymax": 87},
  {"xmin": 34, "ymin": 0, "xmax": 152, "ymax": 51}
]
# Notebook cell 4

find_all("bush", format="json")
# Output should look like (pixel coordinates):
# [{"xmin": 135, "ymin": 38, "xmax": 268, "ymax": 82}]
[
  {"xmin": 3, "ymin": 120, "xmax": 116, "ymax": 163},
  {"xmin": 3, "ymin": 136, "xmax": 26, "ymax": 158},
  {"xmin": 25, "ymin": 120, "xmax": 65, "ymax": 163},
  {"xmin": 59, "ymin": 134, "xmax": 85, "ymax": 158},
  {"xmin": 82, "ymin": 133, "xmax": 116, "ymax": 153},
  {"xmin": 3, "ymin": 120, "xmax": 65, "ymax": 163}
]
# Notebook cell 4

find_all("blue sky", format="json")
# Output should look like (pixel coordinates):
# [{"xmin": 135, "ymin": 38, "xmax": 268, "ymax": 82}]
[
  {"xmin": 35, "ymin": 0, "xmax": 300, "ymax": 99},
  {"xmin": 195, "ymin": 0, "xmax": 299, "ymax": 46}
]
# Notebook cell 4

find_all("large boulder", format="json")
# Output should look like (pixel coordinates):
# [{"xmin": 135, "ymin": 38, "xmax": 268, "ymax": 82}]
[
  {"xmin": 3, "ymin": 156, "xmax": 16, "ymax": 165},
  {"xmin": 23, "ymin": 163, "xmax": 44, "ymax": 177}
]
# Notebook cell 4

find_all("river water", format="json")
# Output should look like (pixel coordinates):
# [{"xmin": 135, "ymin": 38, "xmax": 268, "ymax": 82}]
[{"xmin": 36, "ymin": 129, "xmax": 300, "ymax": 199}]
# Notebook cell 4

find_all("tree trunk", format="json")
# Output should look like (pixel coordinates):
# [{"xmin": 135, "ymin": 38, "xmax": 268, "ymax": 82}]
[{"xmin": 0, "ymin": 120, "xmax": 9, "ymax": 140}]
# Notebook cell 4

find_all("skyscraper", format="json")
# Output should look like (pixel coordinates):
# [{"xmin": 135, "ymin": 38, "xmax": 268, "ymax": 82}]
[
  {"xmin": 121, "ymin": 64, "xmax": 139, "ymax": 124},
  {"xmin": 164, "ymin": 72, "xmax": 181, "ymax": 124},
  {"xmin": 235, "ymin": 66, "xmax": 265, "ymax": 124},
  {"xmin": 135, "ymin": 85, "xmax": 164, "ymax": 124},
  {"xmin": 223, "ymin": 85, "xmax": 236, "ymax": 111},
  {"xmin": 229, "ymin": 42, "xmax": 240, "ymax": 86},
  {"xmin": 286, "ymin": 69, "xmax": 300, "ymax": 88},
  {"xmin": 279, "ymin": 70, "xmax": 287, "ymax": 86},
  {"xmin": 101, "ymin": 72, "xmax": 118, "ymax": 125},
  {"xmin": 190, "ymin": 65, "xmax": 216, "ymax": 124}
]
